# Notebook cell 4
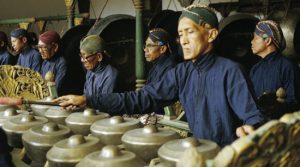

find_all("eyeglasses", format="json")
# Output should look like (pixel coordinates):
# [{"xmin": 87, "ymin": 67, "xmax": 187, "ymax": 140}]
[
  {"xmin": 79, "ymin": 52, "xmax": 97, "ymax": 62},
  {"xmin": 37, "ymin": 44, "xmax": 53, "ymax": 50},
  {"xmin": 143, "ymin": 43, "xmax": 163, "ymax": 50}
]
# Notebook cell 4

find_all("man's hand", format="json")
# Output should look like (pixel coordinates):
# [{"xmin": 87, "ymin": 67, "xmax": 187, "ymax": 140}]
[
  {"xmin": 53, "ymin": 95, "xmax": 86, "ymax": 110},
  {"xmin": 0, "ymin": 97, "xmax": 22, "ymax": 105},
  {"xmin": 236, "ymin": 125, "xmax": 255, "ymax": 137}
]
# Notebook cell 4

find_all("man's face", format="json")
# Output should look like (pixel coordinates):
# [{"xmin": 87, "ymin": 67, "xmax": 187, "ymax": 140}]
[
  {"xmin": 144, "ymin": 37, "xmax": 164, "ymax": 62},
  {"xmin": 11, "ymin": 37, "xmax": 26, "ymax": 53},
  {"xmin": 80, "ymin": 49, "xmax": 101, "ymax": 71},
  {"xmin": 251, "ymin": 33, "xmax": 268, "ymax": 57},
  {"xmin": 178, "ymin": 17, "xmax": 210, "ymax": 62},
  {"xmin": 38, "ymin": 41, "xmax": 57, "ymax": 60}
]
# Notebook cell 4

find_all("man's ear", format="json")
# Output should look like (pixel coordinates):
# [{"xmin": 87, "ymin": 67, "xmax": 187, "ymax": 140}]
[
  {"xmin": 160, "ymin": 45, "xmax": 167, "ymax": 54},
  {"xmin": 53, "ymin": 43, "xmax": 59, "ymax": 52},
  {"xmin": 264, "ymin": 37, "xmax": 273, "ymax": 46},
  {"xmin": 21, "ymin": 36, "xmax": 28, "ymax": 43},
  {"xmin": 97, "ymin": 52, "xmax": 103, "ymax": 62},
  {"xmin": 208, "ymin": 28, "xmax": 219, "ymax": 43},
  {"xmin": 0, "ymin": 41, "xmax": 4, "ymax": 47}
]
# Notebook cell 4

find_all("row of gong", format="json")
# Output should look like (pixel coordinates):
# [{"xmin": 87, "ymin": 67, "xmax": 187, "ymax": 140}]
[{"xmin": 0, "ymin": 101, "xmax": 220, "ymax": 167}]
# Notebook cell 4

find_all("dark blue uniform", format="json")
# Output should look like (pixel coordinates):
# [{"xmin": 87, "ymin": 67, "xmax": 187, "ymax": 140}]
[
  {"xmin": 146, "ymin": 55, "xmax": 177, "ymax": 84},
  {"xmin": 86, "ymin": 52, "xmax": 265, "ymax": 146},
  {"xmin": 16, "ymin": 47, "xmax": 41, "ymax": 72},
  {"xmin": 84, "ymin": 63, "xmax": 118, "ymax": 97},
  {"xmin": 250, "ymin": 51, "xmax": 300, "ymax": 113},
  {"xmin": 146, "ymin": 54, "xmax": 176, "ymax": 114},
  {"xmin": 0, "ymin": 51, "xmax": 11, "ymax": 65},
  {"xmin": 41, "ymin": 54, "xmax": 67, "ymax": 96}
]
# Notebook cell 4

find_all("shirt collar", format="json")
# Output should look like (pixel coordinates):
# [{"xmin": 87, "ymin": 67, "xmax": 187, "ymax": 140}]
[
  {"xmin": 262, "ymin": 51, "xmax": 280, "ymax": 62},
  {"xmin": 193, "ymin": 52, "xmax": 215, "ymax": 72},
  {"xmin": 46, "ymin": 53, "xmax": 60, "ymax": 62},
  {"xmin": 21, "ymin": 46, "xmax": 31, "ymax": 55},
  {"xmin": 152, "ymin": 54, "xmax": 171, "ymax": 66},
  {"xmin": 92, "ymin": 62, "xmax": 106, "ymax": 73}
]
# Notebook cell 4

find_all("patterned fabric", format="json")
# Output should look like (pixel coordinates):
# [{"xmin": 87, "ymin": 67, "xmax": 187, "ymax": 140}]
[
  {"xmin": 148, "ymin": 28, "xmax": 170, "ymax": 45},
  {"xmin": 41, "ymin": 53, "xmax": 67, "ymax": 96},
  {"xmin": 255, "ymin": 20, "xmax": 286, "ymax": 51},
  {"xmin": 179, "ymin": 4, "xmax": 218, "ymax": 28},
  {"xmin": 87, "ymin": 52, "xmax": 266, "ymax": 147},
  {"xmin": 16, "ymin": 46, "xmax": 42, "ymax": 72},
  {"xmin": 80, "ymin": 35, "xmax": 105, "ymax": 55},
  {"xmin": 148, "ymin": 28, "xmax": 173, "ymax": 54},
  {"xmin": 39, "ymin": 31, "xmax": 60, "ymax": 45}
]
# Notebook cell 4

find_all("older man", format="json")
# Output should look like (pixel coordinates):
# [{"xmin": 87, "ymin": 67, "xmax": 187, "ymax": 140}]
[
  {"xmin": 144, "ymin": 28, "xmax": 177, "ymax": 84},
  {"xmin": 38, "ymin": 30, "xmax": 67, "ymax": 96},
  {"xmin": 250, "ymin": 20, "xmax": 300, "ymax": 119},
  {"xmin": 55, "ymin": 4, "xmax": 265, "ymax": 146},
  {"xmin": 10, "ymin": 28, "xmax": 42, "ymax": 72},
  {"xmin": 80, "ymin": 35, "xmax": 119, "ymax": 99}
]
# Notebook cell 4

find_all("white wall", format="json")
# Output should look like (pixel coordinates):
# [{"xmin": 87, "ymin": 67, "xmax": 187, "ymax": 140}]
[
  {"xmin": 0, "ymin": 0, "xmax": 225, "ymax": 36},
  {"xmin": 0, "ymin": 0, "xmax": 69, "ymax": 36},
  {"xmin": 89, "ymin": 0, "xmax": 135, "ymax": 18}
]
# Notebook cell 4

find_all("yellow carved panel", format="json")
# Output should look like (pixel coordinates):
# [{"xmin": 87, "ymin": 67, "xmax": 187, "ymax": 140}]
[{"xmin": 0, "ymin": 65, "xmax": 49, "ymax": 100}]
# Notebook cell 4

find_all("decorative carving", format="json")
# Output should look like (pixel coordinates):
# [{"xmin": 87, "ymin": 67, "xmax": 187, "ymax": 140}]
[
  {"xmin": 19, "ymin": 22, "xmax": 31, "ymax": 30},
  {"xmin": 243, "ymin": 158, "xmax": 269, "ymax": 167},
  {"xmin": 64, "ymin": 0, "xmax": 76, "ymax": 8},
  {"xmin": 231, "ymin": 138, "xmax": 259, "ymax": 167},
  {"xmin": 36, "ymin": 20, "xmax": 46, "ymax": 32},
  {"xmin": 271, "ymin": 146, "xmax": 300, "ymax": 167},
  {"xmin": 213, "ymin": 111, "xmax": 300, "ymax": 167},
  {"xmin": 135, "ymin": 79, "xmax": 146, "ymax": 90},
  {"xmin": 0, "ymin": 65, "xmax": 49, "ymax": 100},
  {"xmin": 163, "ymin": 126, "xmax": 189, "ymax": 138},
  {"xmin": 74, "ymin": 17, "xmax": 84, "ymax": 26},
  {"xmin": 45, "ymin": 71, "xmax": 58, "ymax": 98},
  {"xmin": 132, "ymin": 0, "xmax": 144, "ymax": 10},
  {"xmin": 213, "ymin": 137, "xmax": 259, "ymax": 167},
  {"xmin": 256, "ymin": 122, "xmax": 286, "ymax": 156},
  {"xmin": 286, "ymin": 120, "xmax": 300, "ymax": 146}
]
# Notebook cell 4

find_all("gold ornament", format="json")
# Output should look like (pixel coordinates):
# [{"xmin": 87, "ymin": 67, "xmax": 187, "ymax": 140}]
[{"xmin": 0, "ymin": 65, "xmax": 49, "ymax": 100}]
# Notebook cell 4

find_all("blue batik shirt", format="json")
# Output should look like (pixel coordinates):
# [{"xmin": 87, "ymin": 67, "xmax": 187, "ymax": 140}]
[
  {"xmin": 16, "ymin": 46, "xmax": 41, "ymax": 72},
  {"xmin": 146, "ymin": 54, "xmax": 177, "ymax": 114},
  {"xmin": 250, "ymin": 51, "xmax": 300, "ymax": 113},
  {"xmin": 146, "ymin": 54, "xmax": 177, "ymax": 84},
  {"xmin": 0, "ymin": 50, "xmax": 11, "ymax": 65},
  {"xmin": 41, "ymin": 54, "xmax": 67, "ymax": 96},
  {"xmin": 84, "ymin": 62, "xmax": 118, "ymax": 98},
  {"xmin": 86, "ymin": 52, "xmax": 265, "ymax": 147}
]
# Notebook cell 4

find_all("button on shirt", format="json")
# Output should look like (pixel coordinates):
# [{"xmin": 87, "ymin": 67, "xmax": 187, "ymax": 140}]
[
  {"xmin": 84, "ymin": 62, "xmax": 118, "ymax": 97},
  {"xmin": 87, "ymin": 52, "xmax": 265, "ymax": 146},
  {"xmin": 41, "ymin": 54, "xmax": 67, "ymax": 96},
  {"xmin": 17, "ymin": 47, "xmax": 42, "ymax": 72}
]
